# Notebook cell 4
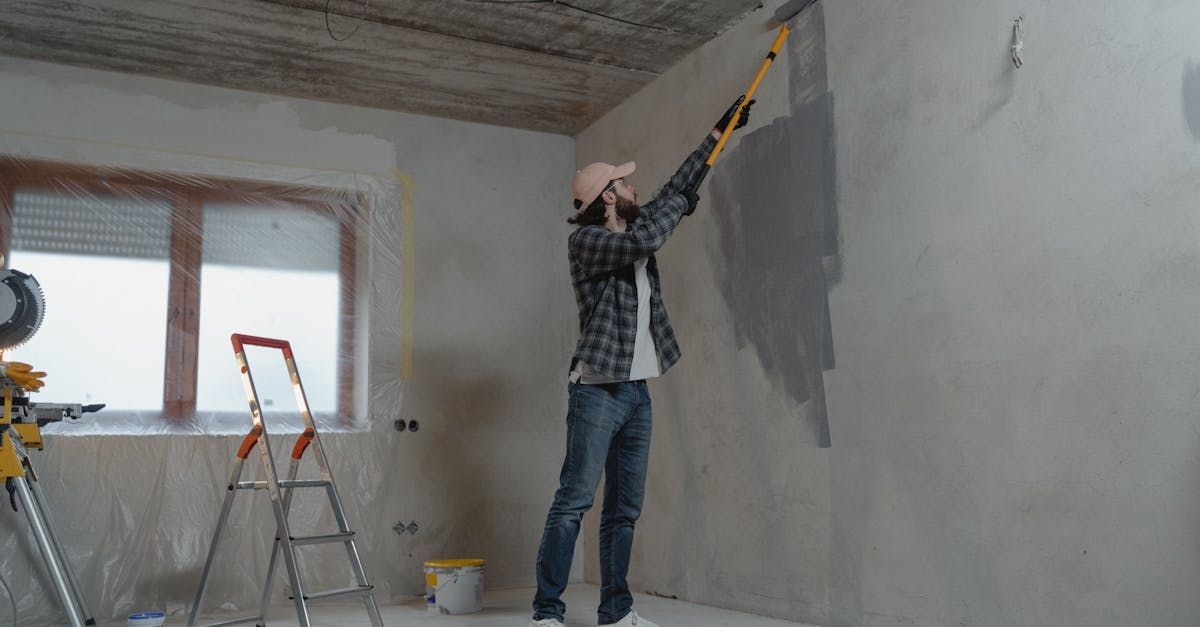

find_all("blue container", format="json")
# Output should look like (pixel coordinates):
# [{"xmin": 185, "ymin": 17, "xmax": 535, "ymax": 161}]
[{"xmin": 127, "ymin": 611, "xmax": 166, "ymax": 626}]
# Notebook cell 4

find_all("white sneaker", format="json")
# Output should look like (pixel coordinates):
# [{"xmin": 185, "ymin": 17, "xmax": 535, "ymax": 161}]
[
  {"xmin": 530, "ymin": 619, "xmax": 565, "ymax": 627},
  {"xmin": 606, "ymin": 610, "xmax": 659, "ymax": 627}
]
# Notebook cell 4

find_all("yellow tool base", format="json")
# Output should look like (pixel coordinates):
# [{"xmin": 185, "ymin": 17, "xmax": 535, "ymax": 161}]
[{"xmin": 0, "ymin": 432, "xmax": 24, "ymax": 478}]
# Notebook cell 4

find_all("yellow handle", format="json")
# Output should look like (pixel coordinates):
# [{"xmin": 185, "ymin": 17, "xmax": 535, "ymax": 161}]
[
  {"xmin": 706, "ymin": 23, "xmax": 791, "ymax": 167},
  {"xmin": 4, "ymin": 362, "xmax": 46, "ymax": 391}
]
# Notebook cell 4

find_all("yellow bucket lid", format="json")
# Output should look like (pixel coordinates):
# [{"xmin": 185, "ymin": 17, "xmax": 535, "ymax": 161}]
[{"xmin": 424, "ymin": 558, "xmax": 485, "ymax": 569}]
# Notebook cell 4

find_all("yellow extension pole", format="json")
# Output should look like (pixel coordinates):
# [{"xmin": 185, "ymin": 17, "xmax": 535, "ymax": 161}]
[{"xmin": 706, "ymin": 23, "xmax": 791, "ymax": 167}]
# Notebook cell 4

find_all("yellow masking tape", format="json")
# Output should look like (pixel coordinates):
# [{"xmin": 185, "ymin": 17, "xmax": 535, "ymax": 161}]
[{"xmin": 389, "ymin": 168, "xmax": 417, "ymax": 381}]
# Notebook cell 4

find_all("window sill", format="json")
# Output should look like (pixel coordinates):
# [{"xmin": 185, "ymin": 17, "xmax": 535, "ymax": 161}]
[{"xmin": 39, "ymin": 410, "xmax": 368, "ymax": 436}]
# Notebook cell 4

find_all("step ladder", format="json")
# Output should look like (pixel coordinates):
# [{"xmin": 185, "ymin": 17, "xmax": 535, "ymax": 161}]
[{"xmin": 188, "ymin": 334, "xmax": 383, "ymax": 627}]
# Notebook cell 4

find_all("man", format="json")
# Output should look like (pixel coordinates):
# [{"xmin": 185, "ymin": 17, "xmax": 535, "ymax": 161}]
[{"xmin": 531, "ymin": 98, "xmax": 754, "ymax": 627}]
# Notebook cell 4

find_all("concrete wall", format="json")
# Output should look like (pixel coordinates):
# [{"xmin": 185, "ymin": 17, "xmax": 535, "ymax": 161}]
[
  {"xmin": 577, "ymin": 1, "xmax": 1200, "ymax": 625},
  {"xmin": 0, "ymin": 56, "xmax": 577, "ymax": 623}
]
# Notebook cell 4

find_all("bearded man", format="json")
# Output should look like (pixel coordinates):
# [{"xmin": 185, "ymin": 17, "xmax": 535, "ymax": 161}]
[{"xmin": 528, "ymin": 98, "xmax": 754, "ymax": 627}]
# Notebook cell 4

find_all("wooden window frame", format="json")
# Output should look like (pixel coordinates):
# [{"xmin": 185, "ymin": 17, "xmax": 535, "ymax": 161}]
[{"xmin": 0, "ymin": 159, "xmax": 361, "ymax": 426}]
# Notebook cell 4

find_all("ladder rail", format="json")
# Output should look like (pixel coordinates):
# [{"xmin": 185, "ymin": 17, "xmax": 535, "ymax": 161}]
[
  {"xmin": 257, "ymin": 457, "xmax": 301, "ymax": 621},
  {"xmin": 288, "ymin": 358, "xmax": 379, "ymax": 616},
  {"xmin": 236, "ymin": 347, "xmax": 312, "ymax": 626},
  {"xmin": 281, "ymin": 353, "xmax": 345, "ymax": 527},
  {"xmin": 275, "ymin": 341, "xmax": 380, "ymax": 617},
  {"xmin": 188, "ymin": 455, "xmax": 256, "ymax": 627}
]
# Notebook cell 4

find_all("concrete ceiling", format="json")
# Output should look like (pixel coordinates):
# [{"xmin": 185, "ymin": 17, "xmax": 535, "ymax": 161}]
[{"xmin": 0, "ymin": 0, "xmax": 764, "ymax": 135}]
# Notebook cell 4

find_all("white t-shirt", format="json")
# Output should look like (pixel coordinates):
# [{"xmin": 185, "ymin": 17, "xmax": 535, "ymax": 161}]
[{"xmin": 576, "ymin": 257, "xmax": 662, "ymax": 384}]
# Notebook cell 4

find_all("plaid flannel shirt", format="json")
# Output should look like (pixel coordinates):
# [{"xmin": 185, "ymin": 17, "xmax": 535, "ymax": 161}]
[{"xmin": 567, "ymin": 133, "xmax": 717, "ymax": 381}]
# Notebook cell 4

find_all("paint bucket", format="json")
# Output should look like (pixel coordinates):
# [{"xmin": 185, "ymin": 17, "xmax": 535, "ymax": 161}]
[
  {"xmin": 127, "ymin": 611, "xmax": 166, "ymax": 626},
  {"xmin": 423, "ymin": 558, "xmax": 485, "ymax": 614}
]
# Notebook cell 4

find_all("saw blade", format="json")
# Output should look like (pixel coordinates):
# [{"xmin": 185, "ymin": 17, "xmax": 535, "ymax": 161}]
[{"xmin": 0, "ymin": 269, "xmax": 45, "ymax": 351}]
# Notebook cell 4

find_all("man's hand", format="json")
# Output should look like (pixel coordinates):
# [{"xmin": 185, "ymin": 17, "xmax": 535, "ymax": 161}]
[
  {"xmin": 682, "ymin": 186, "xmax": 701, "ymax": 216},
  {"xmin": 714, "ymin": 95, "xmax": 756, "ymax": 134}
]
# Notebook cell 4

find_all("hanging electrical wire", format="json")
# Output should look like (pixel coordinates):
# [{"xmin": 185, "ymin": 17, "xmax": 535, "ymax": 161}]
[
  {"xmin": 325, "ymin": 0, "xmax": 369, "ymax": 42},
  {"xmin": 460, "ymin": 0, "xmax": 713, "ymax": 36}
]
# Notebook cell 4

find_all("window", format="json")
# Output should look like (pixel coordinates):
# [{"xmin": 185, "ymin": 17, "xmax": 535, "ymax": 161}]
[{"xmin": 0, "ymin": 161, "xmax": 362, "ymax": 432}]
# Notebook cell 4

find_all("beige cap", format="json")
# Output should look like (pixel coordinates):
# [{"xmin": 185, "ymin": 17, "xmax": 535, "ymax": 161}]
[{"xmin": 571, "ymin": 161, "xmax": 636, "ymax": 208}]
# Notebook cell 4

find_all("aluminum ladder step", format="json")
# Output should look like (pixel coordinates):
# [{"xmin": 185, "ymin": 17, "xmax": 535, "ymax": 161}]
[
  {"xmin": 235, "ymin": 479, "xmax": 330, "ymax": 490},
  {"xmin": 288, "ymin": 531, "xmax": 355, "ymax": 546},
  {"xmin": 290, "ymin": 585, "xmax": 374, "ymax": 602},
  {"xmin": 197, "ymin": 615, "xmax": 263, "ymax": 627}
]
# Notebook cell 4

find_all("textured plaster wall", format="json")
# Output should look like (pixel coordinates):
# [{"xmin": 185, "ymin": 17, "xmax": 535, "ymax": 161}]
[
  {"xmin": 577, "ymin": 0, "xmax": 1200, "ymax": 625},
  {"xmin": 825, "ymin": 2, "xmax": 1200, "ymax": 625},
  {"xmin": 0, "ymin": 55, "xmax": 577, "ymax": 624}
]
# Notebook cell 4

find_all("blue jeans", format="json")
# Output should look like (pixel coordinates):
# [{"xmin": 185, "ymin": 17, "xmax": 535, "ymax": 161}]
[{"xmin": 533, "ymin": 380, "xmax": 652, "ymax": 624}]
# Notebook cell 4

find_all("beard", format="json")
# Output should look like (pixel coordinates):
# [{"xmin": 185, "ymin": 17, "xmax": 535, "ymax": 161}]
[{"xmin": 615, "ymin": 196, "xmax": 641, "ymax": 222}]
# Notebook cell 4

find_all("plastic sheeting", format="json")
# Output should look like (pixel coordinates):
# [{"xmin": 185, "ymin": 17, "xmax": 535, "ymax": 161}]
[
  {"xmin": 0, "ymin": 156, "xmax": 410, "ymax": 434},
  {"xmin": 0, "ymin": 155, "xmax": 411, "ymax": 624}
]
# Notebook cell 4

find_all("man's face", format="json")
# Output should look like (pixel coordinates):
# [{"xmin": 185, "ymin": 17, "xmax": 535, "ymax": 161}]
[
  {"xmin": 611, "ymin": 178, "xmax": 637, "ymax": 203},
  {"xmin": 610, "ymin": 178, "xmax": 640, "ymax": 221}
]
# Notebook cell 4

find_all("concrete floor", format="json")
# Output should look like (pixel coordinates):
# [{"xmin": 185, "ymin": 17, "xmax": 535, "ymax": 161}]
[{"xmin": 170, "ymin": 585, "xmax": 817, "ymax": 626}]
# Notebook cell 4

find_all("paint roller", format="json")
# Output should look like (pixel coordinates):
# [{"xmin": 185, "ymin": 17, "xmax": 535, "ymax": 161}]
[{"xmin": 691, "ymin": 0, "xmax": 822, "ymax": 189}]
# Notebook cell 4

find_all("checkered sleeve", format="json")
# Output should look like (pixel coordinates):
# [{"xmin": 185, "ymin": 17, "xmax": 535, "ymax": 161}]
[
  {"xmin": 569, "ymin": 199, "xmax": 685, "ymax": 276},
  {"xmin": 569, "ymin": 134, "xmax": 718, "ymax": 276},
  {"xmin": 662, "ymin": 133, "xmax": 719, "ymax": 195}
]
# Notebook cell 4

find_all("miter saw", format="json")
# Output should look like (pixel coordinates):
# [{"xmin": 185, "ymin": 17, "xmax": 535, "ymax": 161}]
[
  {"xmin": 0, "ymin": 262, "xmax": 101, "ymax": 627},
  {"xmin": 0, "ymin": 267, "xmax": 44, "ymax": 350}
]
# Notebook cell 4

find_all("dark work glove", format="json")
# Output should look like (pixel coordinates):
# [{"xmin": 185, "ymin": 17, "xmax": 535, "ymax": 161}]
[
  {"xmin": 681, "ymin": 185, "xmax": 700, "ymax": 216},
  {"xmin": 714, "ymin": 95, "xmax": 756, "ymax": 133}
]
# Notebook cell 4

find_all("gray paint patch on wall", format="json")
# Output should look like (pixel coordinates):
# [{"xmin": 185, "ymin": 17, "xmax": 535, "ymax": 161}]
[
  {"xmin": 708, "ymin": 97, "xmax": 837, "ymax": 448},
  {"xmin": 707, "ymin": 5, "xmax": 837, "ymax": 447},
  {"xmin": 789, "ymin": 4, "xmax": 841, "ymax": 292},
  {"xmin": 1185, "ymin": 59, "xmax": 1200, "ymax": 140}
]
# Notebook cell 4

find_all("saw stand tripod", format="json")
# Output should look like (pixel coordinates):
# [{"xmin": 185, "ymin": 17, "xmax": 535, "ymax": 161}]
[{"xmin": 0, "ymin": 389, "xmax": 97, "ymax": 627}]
